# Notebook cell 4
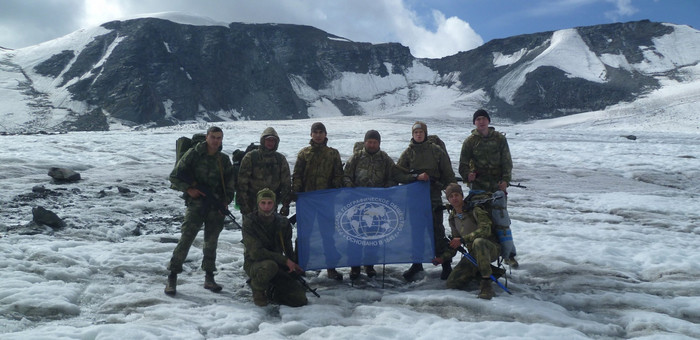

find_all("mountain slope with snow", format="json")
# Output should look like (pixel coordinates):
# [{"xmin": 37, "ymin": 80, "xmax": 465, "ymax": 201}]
[{"xmin": 0, "ymin": 17, "xmax": 699, "ymax": 133}]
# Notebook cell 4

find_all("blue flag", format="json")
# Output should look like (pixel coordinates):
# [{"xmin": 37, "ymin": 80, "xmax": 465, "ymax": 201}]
[{"xmin": 296, "ymin": 181, "xmax": 434, "ymax": 270}]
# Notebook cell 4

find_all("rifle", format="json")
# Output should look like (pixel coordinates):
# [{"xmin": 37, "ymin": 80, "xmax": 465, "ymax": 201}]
[
  {"xmin": 175, "ymin": 172, "xmax": 241, "ymax": 229},
  {"xmin": 291, "ymin": 272, "xmax": 320, "ymax": 298},
  {"xmin": 451, "ymin": 242, "xmax": 512, "ymax": 295},
  {"xmin": 457, "ymin": 175, "xmax": 527, "ymax": 189}
]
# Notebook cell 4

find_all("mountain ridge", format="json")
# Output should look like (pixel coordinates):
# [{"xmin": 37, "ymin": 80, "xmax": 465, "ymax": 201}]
[{"xmin": 1, "ymin": 17, "xmax": 699, "ymax": 133}]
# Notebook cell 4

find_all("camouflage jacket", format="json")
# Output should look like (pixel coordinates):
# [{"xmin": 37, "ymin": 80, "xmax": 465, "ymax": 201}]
[
  {"xmin": 343, "ymin": 148, "xmax": 396, "ymax": 188},
  {"xmin": 395, "ymin": 139, "xmax": 456, "ymax": 205},
  {"xmin": 459, "ymin": 127, "xmax": 512, "ymax": 192},
  {"xmin": 241, "ymin": 212, "xmax": 294, "ymax": 275},
  {"xmin": 292, "ymin": 139, "xmax": 344, "ymax": 194},
  {"xmin": 169, "ymin": 141, "xmax": 236, "ymax": 206},
  {"xmin": 448, "ymin": 206, "xmax": 499, "ymax": 252},
  {"xmin": 237, "ymin": 128, "xmax": 292, "ymax": 213}
]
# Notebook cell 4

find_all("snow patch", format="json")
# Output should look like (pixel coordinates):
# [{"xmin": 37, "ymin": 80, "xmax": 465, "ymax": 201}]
[
  {"xmin": 493, "ymin": 48, "xmax": 527, "ymax": 67},
  {"xmin": 494, "ymin": 29, "xmax": 608, "ymax": 104}
]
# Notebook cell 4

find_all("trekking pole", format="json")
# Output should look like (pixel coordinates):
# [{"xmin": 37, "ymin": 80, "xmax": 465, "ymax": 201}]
[
  {"xmin": 455, "ymin": 246, "xmax": 512, "ymax": 295},
  {"xmin": 508, "ymin": 183, "xmax": 527, "ymax": 189}
]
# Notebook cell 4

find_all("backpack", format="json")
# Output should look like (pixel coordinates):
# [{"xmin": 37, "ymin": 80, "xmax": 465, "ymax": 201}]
[
  {"xmin": 464, "ymin": 190, "xmax": 515, "ymax": 260},
  {"xmin": 231, "ymin": 142, "xmax": 258, "ymax": 185},
  {"xmin": 174, "ymin": 133, "xmax": 206, "ymax": 168},
  {"xmin": 426, "ymin": 134, "xmax": 451, "ymax": 163}
]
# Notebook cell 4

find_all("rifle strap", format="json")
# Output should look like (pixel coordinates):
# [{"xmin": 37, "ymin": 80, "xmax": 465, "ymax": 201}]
[{"xmin": 217, "ymin": 157, "xmax": 229, "ymax": 203}]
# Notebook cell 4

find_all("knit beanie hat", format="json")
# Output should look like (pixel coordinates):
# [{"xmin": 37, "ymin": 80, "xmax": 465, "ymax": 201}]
[
  {"xmin": 364, "ymin": 129, "xmax": 381, "ymax": 143},
  {"xmin": 411, "ymin": 121, "xmax": 427, "ymax": 135},
  {"xmin": 445, "ymin": 183, "xmax": 463, "ymax": 197},
  {"xmin": 256, "ymin": 188, "xmax": 276, "ymax": 204},
  {"xmin": 311, "ymin": 122, "xmax": 327, "ymax": 133},
  {"xmin": 472, "ymin": 109, "xmax": 491, "ymax": 124}
]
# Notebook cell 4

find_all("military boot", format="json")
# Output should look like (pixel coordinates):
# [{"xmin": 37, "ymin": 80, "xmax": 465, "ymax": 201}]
[
  {"xmin": 349, "ymin": 266, "xmax": 361, "ymax": 280},
  {"xmin": 505, "ymin": 256, "xmax": 519, "ymax": 269},
  {"xmin": 440, "ymin": 261, "xmax": 453, "ymax": 280},
  {"xmin": 252, "ymin": 290, "xmax": 268, "ymax": 307},
  {"xmin": 164, "ymin": 272, "xmax": 177, "ymax": 296},
  {"xmin": 478, "ymin": 278, "xmax": 494, "ymax": 300},
  {"xmin": 402, "ymin": 263, "xmax": 424, "ymax": 281},
  {"xmin": 365, "ymin": 265, "xmax": 377, "ymax": 278},
  {"xmin": 204, "ymin": 271, "xmax": 223, "ymax": 292},
  {"xmin": 327, "ymin": 268, "xmax": 343, "ymax": 281}
]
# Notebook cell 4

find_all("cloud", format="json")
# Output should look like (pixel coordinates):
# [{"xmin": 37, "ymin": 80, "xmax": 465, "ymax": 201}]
[
  {"xmin": 0, "ymin": 0, "xmax": 482, "ymax": 57},
  {"xmin": 0, "ymin": 0, "xmax": 85, "ymax": 49},
  {"xmin": 604, "ymin": 0, "xmax": 639, "ymax": 21}
]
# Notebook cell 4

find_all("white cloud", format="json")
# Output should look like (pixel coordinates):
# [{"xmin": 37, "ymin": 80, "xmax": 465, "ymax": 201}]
[
  {"xmin": 604, "ymin": 0, "xmax": 639, "ymax": 21},
  {"xmin": 0, "ymin": 0, "xmax": 483, "ymax": 57}
]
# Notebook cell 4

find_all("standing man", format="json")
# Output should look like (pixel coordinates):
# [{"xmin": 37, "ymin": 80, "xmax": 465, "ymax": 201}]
[
  {"xmin": 292, "ymin": 122, "xmax": 345, "ymax": 281},
  {"xmin": 459, "ymin": 109, "xmax": 518, "ymax": 268},
  {"xmin": 242, "ymin": 188, "xmax": 308, "ymax": 307},
  {"xmin": 395, "ymin": 121, "xmax": 456, "ymax": 281},
  {"xmin": 343, "ymin": 129, "xmax": 396, "ymax": 280},
  {"xmin": 237, "ymin": 127, "xmax": 292, "ymax": 216},
  {"xmin": 165, "ymin": 126, "xmax": 236, "ymax": 296}
]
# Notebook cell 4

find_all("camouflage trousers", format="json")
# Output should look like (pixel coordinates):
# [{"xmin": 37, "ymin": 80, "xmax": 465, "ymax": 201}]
[
  {"xmin": 247, "ymin": 260, "xmax": 308, "ymax": 307},
  {"xmin": 168, "ymin": 203, "xmax": 225, "ymax": 273},
  {"xmin": 446, "ymin": 238, "xmax": 500, "ymax": 290}
]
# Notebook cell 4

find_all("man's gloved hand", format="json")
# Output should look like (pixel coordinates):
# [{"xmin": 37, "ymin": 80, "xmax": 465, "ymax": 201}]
[{"xmin": 279, "ymin": 204, "xmax": 290, "ymax": 216}]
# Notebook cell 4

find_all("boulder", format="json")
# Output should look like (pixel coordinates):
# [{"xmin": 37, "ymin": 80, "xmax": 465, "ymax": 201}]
[
  {"xmin": 32, "ymin": 206, "xmax": 66, "ymax": 229},
  {"xmin": 48, "ymin": 167, "xmax": 81, "ymax": 182}
]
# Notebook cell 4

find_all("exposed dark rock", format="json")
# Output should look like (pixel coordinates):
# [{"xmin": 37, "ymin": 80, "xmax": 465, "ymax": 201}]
[
  {"xmin": 622, "ymin": 135, "xmax": 638, "ymax": 140},
  {"xmin": 117, "ymin": 186, "xmax": 131, "ymax": 194},
  {"xmin": 48, "ymin": 167, "xmax": 81, "ymax": 182},
  {"xmin": 8, "ymin": 18, "xmax": 699, "ymax": 131},
  {"xmin": 32, "ymin": 206, "xmax": 66, "ymax": 229}
]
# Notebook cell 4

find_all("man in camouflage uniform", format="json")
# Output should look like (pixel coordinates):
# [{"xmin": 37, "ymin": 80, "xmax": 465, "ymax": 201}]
[
  {"xmin": 394, "ymin": 121, "xmax": 456, "ymax": 281},
  {"xmin": 165, "ymin": 126, "xmax": 236, "ymax": 296},
  {"xmin": 443, "ymin": 183, "xmax": 503, "ymax": 300},
  {"xmin": 237, "ymin": 127, "xmax": 292, "ymax": 216},
  {"xmin": 343, "ymin": 129, "xmax": 396, "ymax": 280},
  {"xmin": 292, "ymin": 122, "xmax": 345, "ymax": 281},
  {"xmin": 242, "ymin": 188, "xmax": 308, "ymax": 307},
  {"xmin": 459, "ymin": 109, "xmax": 518, "ymax": 268}
]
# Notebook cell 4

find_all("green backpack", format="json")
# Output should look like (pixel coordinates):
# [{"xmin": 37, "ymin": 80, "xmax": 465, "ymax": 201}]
[{"xmin": 174, "ymin": 133, "xmax": 206, "ymax": 168}]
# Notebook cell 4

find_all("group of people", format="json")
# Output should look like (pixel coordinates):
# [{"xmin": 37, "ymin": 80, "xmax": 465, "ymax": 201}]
[{"xmin": 163, "ymin": 109, "xmax": 516, "ymax": 306}]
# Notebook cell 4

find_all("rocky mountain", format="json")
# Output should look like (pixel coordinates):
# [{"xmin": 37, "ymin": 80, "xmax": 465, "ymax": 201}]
[{"xmin": 1, "ymin": 16, "xmax": 699, "ymax": 133}]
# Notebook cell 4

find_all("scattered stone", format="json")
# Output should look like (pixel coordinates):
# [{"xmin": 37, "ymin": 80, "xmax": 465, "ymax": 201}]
[
  {"xmin": 48, "ymin": 167, "xmax": 81, "ymax": 182},
  {"xmin": 32, "ymin": 185, "xmax": 49, "ymax": 193},
  {"xmin": 32, "ymin": 206, "xmax": 66, "ymax": 229},
  {"xmin": 160, "ymin": 237, "xmax": 180, "ymax": 243},
  {"xmin": 621, "ymin": 135, "xmax": 637, "ymax": 140},
  {"xmin": 117, "ymin": 186, "xmax": 131, "ymax": 194}
]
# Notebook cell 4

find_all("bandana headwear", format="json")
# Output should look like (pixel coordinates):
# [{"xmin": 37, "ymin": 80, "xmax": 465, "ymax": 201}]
[
  {"xmin": 411, "ymin": 121, "xmax": 427, "ymax": 135},
  {"xmin": 257, "ymin": 188, "xmax": 276, "ymax": 204}
]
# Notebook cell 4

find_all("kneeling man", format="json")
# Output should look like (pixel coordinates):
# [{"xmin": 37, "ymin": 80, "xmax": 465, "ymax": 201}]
[{"xmin": 242, "ymin": 188, "xmax": 308, "ymax": 307}]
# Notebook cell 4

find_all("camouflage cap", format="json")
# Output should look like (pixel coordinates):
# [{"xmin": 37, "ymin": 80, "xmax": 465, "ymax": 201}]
[
  {"xmin": 257, "ymin": 188, "xmax": 276, "ymax": 204},
  {"xmin": 311, "ymin": 122, "xmax": 327, "ymax": 133},
  {"xmin": 364, "ymin": 129, "xmax": 381, "ymax": 143}
]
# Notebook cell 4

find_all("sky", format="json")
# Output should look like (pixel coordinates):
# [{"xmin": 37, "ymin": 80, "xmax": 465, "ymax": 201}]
[{"xmin": 1, "ymin": 0, "xmax": 698, "ymax": 58}]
